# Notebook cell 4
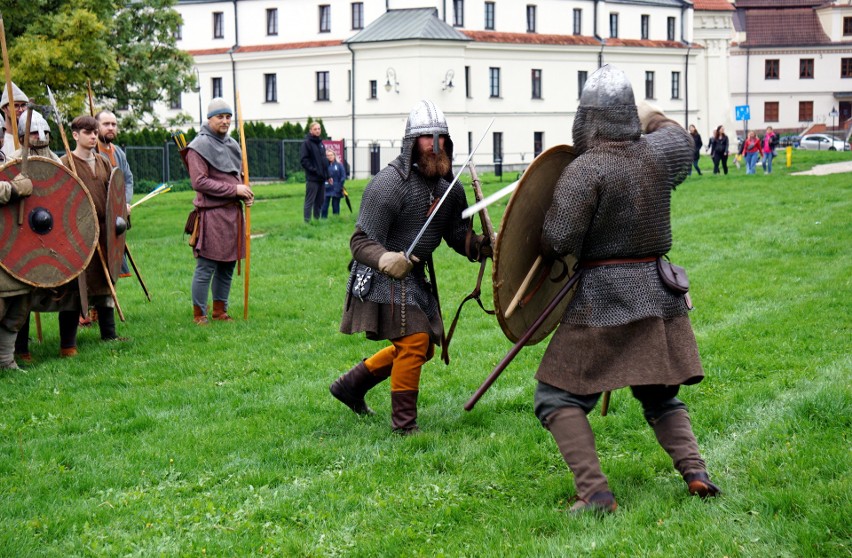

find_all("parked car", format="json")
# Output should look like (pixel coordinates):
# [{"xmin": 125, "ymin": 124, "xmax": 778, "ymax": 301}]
[
  {"xmin": 778, "ymin": 135, "xmax": 801, "ymax": 148},
  {"xmin": 797, "ymin": 134, "xmax": 851, "ymax": 151}
]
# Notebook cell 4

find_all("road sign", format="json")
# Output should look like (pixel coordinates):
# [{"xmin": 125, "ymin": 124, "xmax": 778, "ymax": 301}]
[{"xmin": 735, "ymin": 105, "xmax": 751, "ymax": 121}]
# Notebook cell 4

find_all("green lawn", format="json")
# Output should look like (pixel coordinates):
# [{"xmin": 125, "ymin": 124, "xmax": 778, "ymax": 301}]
[{"xmin": 1, "ymin": 149, "xmax": 849, "ymax": 557}]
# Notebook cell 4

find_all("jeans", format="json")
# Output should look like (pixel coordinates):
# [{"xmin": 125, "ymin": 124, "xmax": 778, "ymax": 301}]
[
  {"xmin": 745, "ymin": 152, "xmax": 759, "ymax": 174},
  {"xmin": 762, "ymin": 151, "xmax": 775, "ymax": 174},
  {"xmin": 321, "ymin": 196, "xmax": 340, "ymax": 218}
]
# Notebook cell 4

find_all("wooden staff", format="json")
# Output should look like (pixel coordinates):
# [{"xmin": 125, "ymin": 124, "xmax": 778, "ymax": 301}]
[
  {"xmin": 236, "ymin": 92, "xmax": 251, "ymax": 320},
  {"xmin": 0, "ymin": 14, "xmax": 19, "ymax": 150},
  {"xmin": 86, "ymin": 79, "xmax": 96, "ymax": 117}
]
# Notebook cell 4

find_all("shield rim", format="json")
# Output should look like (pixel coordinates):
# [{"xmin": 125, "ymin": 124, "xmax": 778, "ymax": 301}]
[
  {"xmin": 492, "ymin": 144, "xmax": 579, "ymax": 345},
  {"xmin": 0, "ymin": 156, "xmax": 99, "ymax": 288},
  {"xmin": 105, "ymin": 167, "xmax": 128, "ymax": 282}
]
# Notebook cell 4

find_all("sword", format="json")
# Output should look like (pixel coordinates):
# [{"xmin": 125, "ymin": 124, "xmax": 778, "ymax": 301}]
[
  {"xmin": 405, "ymin": 118, "xmax": 494, "ymax": 260},
  {"xmin": 461, "ymin": 179, "xmax": 520, "ymax": 220}
]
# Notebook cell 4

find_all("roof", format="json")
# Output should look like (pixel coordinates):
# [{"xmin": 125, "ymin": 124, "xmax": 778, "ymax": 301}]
[
  {"xmin": 463, "ymin": 30, "xmax": 694, "ymax": 49},
  {"xmin": 345, "ymin": 8, "xmax": 470, "ymax": 44},
  {"xmin": 603, "ymin": 0, "xmax": 686, "ymax": 6},
  {"xmin": 738, "ymin": 7, "xmax": 831, "ymax": 46},
  {"xmin": 693, "ymin": 0, "xmax": 735, "ymax": 11},
  {"xmin": 735, "ymin": 0, "xmax": 825, "ymax": 7},
  {"xmin": 188, "ymin": 41, "xmax": 343, "ymax": 57}
]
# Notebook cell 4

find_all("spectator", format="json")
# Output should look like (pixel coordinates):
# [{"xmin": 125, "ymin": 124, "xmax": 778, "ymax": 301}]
[
  {"xmin": 707, "ymin": 125, "xmax": 729, "ymax": 175},
  {"xmin": 741, "ymin": 130, "xmax": 761, "ymax": 175},
  {"xmin": 321, "ymin": 149, "xmax": 346, "ymax": 218},
  {"xmin": 688, "ymin": 124, "xmax": 703, "ymax": 176},
  {"xmin": 299, "ymin": 122, "xmax": 330, "ymax": 223},
  {"xmin": 762, "ymin": 126, "xmax": 779, "ymax": 174}
]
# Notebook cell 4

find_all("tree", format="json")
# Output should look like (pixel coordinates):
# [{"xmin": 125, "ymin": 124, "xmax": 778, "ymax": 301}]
[{"xmin": 0, "ymin": 0, "xmax": 192, "ymax": 127}]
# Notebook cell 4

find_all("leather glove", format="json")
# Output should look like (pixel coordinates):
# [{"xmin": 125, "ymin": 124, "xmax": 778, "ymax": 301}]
[
  {"xmin": 637, "ymin": 101, "xmax": 664, "ymax": 132},
  {"xmin": 10, "ymin": 175, "xmax": 33, "ymax": 199},
  {"xmin": 378, "ymin": 251, "xmax": 413, "ymax": 280}
]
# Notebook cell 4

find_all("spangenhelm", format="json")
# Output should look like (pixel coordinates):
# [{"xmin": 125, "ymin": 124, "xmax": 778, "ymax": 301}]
[
  {"xmin": 579, "ymin": 65, "xmax": 635, "ymax": 108},
  {"xmin": 0, "ymin": 82, "xmax": 28, "ymax": 110},
  {"xmin": 19, "ymin": 111, "xmax": 51, "ymax": 147},
  {"xmin": 404, "ymin": 99, "xmax": 449, "ymax": 147}
]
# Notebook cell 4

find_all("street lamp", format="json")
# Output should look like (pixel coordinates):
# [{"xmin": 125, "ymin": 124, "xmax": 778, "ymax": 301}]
[
  {"xmin": 384, "ymin": 68, "xmax": 399, "ymax": 94},
  {"xmin": 191, "ymin": 67, "xmax": 202, "ymax": 129},
  {"xmin": 442, "ymin": 69, "xmax": 455, "ymax": 91}
]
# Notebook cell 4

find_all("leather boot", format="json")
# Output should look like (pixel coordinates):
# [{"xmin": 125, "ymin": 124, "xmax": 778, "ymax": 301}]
[
  {"xmin": 329, "ymin": 360, "xmax": 390, "ymax": 415},
  {"xmin": 60, "ymin": 347, "xmax": 78, "ymax": 358},
  {"xmin": 545, "ymin": 406, "xmax": 617, "ymax": 514},
  {"xmin": 652, "ymin": 408, "xmax": 720, "ymax": 498},
  {"xmin": 0, "ymin": 328, "xmax": 19, "ymax": 368},
  {"xmin": 97, "ymin": 306, "xmax": 127, "ymax": 341},
  {"xmin": 212, "ymin": 300, "xmax": 233, "ymax": 322},
  {"xmin": 391, "ymin": 390, "xmax": 419, "ymax": 434},
  {"xmin": 193, "ymin": 305, "xmax": 209, "ymax": 326}
]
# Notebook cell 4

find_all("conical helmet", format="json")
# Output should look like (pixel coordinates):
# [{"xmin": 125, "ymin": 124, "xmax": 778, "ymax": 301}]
[
  {"xmin": 404, "ymin": 99, "xmax": 448, "ymax": 139},
  {"xmin": 579, "ymin": 65, "xmax": 635, "ymax": 108},
  {"xmin": 19, "ymin": 111, "xmax": 51, "ymax": 147},
  {"xmin": 0, "ymin": 82, "xmax": 28, "ymax": 110}
]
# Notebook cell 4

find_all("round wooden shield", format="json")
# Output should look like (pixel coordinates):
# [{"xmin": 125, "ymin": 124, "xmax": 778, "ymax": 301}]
[
  {"xmin": 105, "ymin": 167, "xmax": 128, "ymax": 282},
  {"xmin": 493, "ymin": 145, "xmax": 579, "ymax": 345},
  {"xmin": 0, "ymin": 157, "xmax": 99, "ymax": 288}
]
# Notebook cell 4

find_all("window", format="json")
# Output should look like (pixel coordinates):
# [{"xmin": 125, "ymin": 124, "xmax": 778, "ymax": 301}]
[
  {"xmin": 316, "ymin": 71, "xmax": 330, "ymax": 101},
  {"xmin": 577, "ymin": 70, "xmax": 587, "ymax": 98},
  {"xmin": 319, "ymin": 5, "xmax": 330, "ymax": 33},
  {"xmin": 645, "ymin": 71, "xmax": 655, "ymax": 99},
  {"xmin": 453, "ymin": 0, "xmax": 464, "ymax": 27},
  {"xmin": 485, "ymin": 2, "xmax": 495, "ymax": 30},
  {"xmin": 213, "ymin": 12, "xmax": 224, "ymax": 39},
  {"xmin": 493, "ymin": 132, "xmax": 503, "ymax": 163},
  {"xmin": 667, "ymin": 17, "xmax": 676, "ymax": 41},
  {"xmin": 465, "ymin": 66, "xmax": 471, "ymax": 98},
  {"xmin": 468, "ymin": 131, "xmax": 473, "ymax": 156},
  {"xmin": 534, "ymin": 131, "xmax": 544, "ymax": 157},
  {"xmin": 573, "ymin": 9, "xmax": 582, "ymax": 35},
  {"xmin": 169, "ymin": 95, "xmax": 181, "ymax": 110},
  {"xmin": 844, "ymin": 16, "xmax": 852, "ymax": 36},
  {"xmin": 609, "ymin": 13, "xmax": 618, "ymax": 38},
  {"xmin": 212, "ymin": 77, "xmax": 223, "ymax": 98},
  {"xmin": 764, "ymin": 101, "xmax": 779, "ymax": 122},
  {"xmin": 798, "ymin": 101, "xmax": 813, "ymax": 122},
  {"xmin": 266, "ymin": 9, "xmax": 278, "ymax": 36},
  {"xmin": 369, "ymin": 80, "xmax": 377, "ymax": 99},
  {"xmin": 527, "ymin": 5, "xmax": 536, "ymax": 33},
  {"xmin": 489, "ymin": 67, "xmax": 500, "ymax": 98},
  {"xmin": 641, "ymin": 15, "xmax": 649, "ymax": 40},
  {"xmin": 351, "ymin": 2, "xmax": 364, "ymax": 30},
  {"xmin": 843, "ymin": 58, "xmax": 852, "ymax": 78},
  {"xmin": 799, "ymin": 58, "xmax": 814, "ymax": 79},
  {"xmin": 264, "ymin": 74, "xmax": 277, "ymax": 102},
  {"xmin": 175, "ymin": 24, "xmax": 182, "ymax": 41},
  {"xmin": 531, "ymin": 69, "xmax": 542, "ymax": 99},
  {"xmin": 765, "ymin": 59, "xmax": 779, "ymax": 79},
  {"xmin": 671, "ymin": 71, "xmax": 680, "ymax": 99}
]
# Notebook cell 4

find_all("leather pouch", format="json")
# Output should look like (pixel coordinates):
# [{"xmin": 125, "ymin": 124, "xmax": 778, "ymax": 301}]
[
  {"xmin": 349, "ymin": 262, "xmax": 374, "ymax": 301},
  {"xmin": 656, "ymin": 257, "xmax": 689, "ymax": 294}
]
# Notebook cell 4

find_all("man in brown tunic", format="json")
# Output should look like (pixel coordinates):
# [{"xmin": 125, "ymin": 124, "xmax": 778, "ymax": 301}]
[
  {"xmin": 535, "ymin": 65, "xmax": 720, "ymax": 514},
  {"xmin": 186, "ymin": 98, "xmax": 253, "ymax": 324}
]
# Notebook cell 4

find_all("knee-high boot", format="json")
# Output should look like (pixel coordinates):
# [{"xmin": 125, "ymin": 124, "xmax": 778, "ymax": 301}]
[
  {"xmin": 651, "ymin": 408, "xmax": 720, "ymax": 497},
  {"xmin": 545, "ymin": 406, "xmax": 617, "ymax": 513},
  {"xmin": 330, "ymin": 360, "xmax": 391, "ymax": 415},
  {"xmin": 390, "ymin": 390, "xmax": 418, "ymax": 434}
]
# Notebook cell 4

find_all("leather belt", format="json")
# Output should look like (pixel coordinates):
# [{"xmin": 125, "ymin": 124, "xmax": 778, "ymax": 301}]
[{"xmin": 579, "ymin": 256, "xmax": 657, "ymax": 269}]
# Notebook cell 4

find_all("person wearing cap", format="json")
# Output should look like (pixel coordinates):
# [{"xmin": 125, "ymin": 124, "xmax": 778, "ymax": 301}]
[
  {"xmin": 185, "ymin": 97, "xmax": 253, "ymax": 325},
  {"xmin": 330, "ymin": 99, "xmax": 489, "ymax": 435},
  {"xmin": 1, "ymin": 82, "xmax": 29, "ymax": 159}
]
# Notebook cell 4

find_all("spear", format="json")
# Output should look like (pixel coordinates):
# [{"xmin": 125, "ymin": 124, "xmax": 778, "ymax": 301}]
[
  {"xmin": 86, "ymin": 79, "xmax": 96, "ymax": 117},
  {"xmin": 236, "ymin": 91, "xmax": 251, "ymax": 320},
  {"xmin": 0, "ymin": 13, "xmax": 19, "ymax": 150}
]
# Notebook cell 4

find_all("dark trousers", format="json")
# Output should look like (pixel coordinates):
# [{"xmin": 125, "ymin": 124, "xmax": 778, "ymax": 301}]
[
  {"xmin": 712, "ymin": 153, "xmax": 728, "ymax": 175},
  {"xmin": 534, "ymin": 382, "xmax": 687, "ymax": 425},
  {"xmin": 304, "ymin": 181, "xmax": 325, "ymax": 222},
  {"xmin": 321, "ymin": 196, "xmax": 340, "ymax": 218}
]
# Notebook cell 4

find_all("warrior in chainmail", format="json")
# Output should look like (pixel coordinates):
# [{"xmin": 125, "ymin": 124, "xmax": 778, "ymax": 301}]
[
  {"xmin": 11, "ymin": 111, "xmax": 62, "ymax": 163},
  {"xmin": 535, "ymin": 65, "xmax": 720, "ymax": 514},
  {"xmin": 332, "ymin": 99, "xmax": 488, "ymax": 434}
]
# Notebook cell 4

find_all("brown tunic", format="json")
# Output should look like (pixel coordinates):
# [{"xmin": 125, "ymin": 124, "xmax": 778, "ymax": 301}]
[
  {"xmin": 187, "ymin": 149, "xmax": 245, "ymax": 262},
  {"xmin": 61, "ymin": 152, "xmax": 112, "ymax": 298}
]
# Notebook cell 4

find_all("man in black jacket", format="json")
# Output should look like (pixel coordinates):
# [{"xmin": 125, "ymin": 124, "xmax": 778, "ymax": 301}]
[{"xmin": 300, "ymin": 122, "xmax": 330, "ymax": 223}]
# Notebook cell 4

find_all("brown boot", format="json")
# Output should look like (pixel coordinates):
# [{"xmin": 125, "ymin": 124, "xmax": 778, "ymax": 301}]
[
  {"xmin": 391, "ymin": 390, "xmax": 419, "ymax": 434},
  {"xmin": 544, "ymin": 406, "xmax": 615, "ymax": 513},
  {"xmin": 329, "ymin": 361, "xmax": 390, "ymax": 415},
  {"xmin": 193, "ymin": 305, "xmax": 209, "ymax": 326},
  {"xmin": 651, "ymin": 408, "xmax": 720, "ymax": 498},
  {"xmin": 60, "ymin": 347, "xmax": 78, "ymax": 358},
  {"xmin": 211, "ymin": 300, "xmax": 234, "ymax": 322}
]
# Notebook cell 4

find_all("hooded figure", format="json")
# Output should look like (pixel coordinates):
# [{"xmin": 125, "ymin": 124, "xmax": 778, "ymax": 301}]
[
  {"xmin": 1, "ymin": 82, "xmax": 28, "ymax": 159},
  {"xmin": 533, "ymin": 65, "xmax": 719, "ymax": 514},
  {"xmin": 331, "ymin": 99, "xmax": 488, "ymax": 434}
]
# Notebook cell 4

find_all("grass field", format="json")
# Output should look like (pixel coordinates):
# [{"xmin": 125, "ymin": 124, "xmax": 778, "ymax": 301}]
[{"xmin": 1, "ymin": 149, "xmax": 849, "ymax": 557}]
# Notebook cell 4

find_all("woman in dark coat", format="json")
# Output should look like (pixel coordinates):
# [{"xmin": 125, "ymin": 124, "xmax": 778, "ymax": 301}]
[
  {"xmin": 688, "ymin": 124, "xmax": 703, "ymax": 176},
  {"xmin": 707, "ymin": 125, "xmax": 729, "ymax": 175}
]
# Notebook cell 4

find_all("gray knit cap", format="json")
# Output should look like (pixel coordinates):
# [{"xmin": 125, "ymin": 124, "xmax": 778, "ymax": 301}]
[
  {"xmin": 0, "ymin": 82, "xmax": 28, "ymax": 109},
  {"xmin": 206, "ymin": 97, "xmax": 232, "ymax": 118}
]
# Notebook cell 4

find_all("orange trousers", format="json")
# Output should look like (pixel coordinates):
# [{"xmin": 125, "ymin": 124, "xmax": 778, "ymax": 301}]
[{"xmin": 364, "ymin": 332, "xmax": 435, "ymax": 392}]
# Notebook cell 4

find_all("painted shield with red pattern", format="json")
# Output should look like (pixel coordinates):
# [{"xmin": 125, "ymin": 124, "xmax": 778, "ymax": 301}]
[
  {"xmin": 493, "ymin": 145, "xmax": 578, "ymax": 345},
  {"xmin": 0, "ymin": 157, "xmax": 99, "ymax": 287},
  {"xmin": 105, "ymin": 167, "xmax": 128, "ymax": 282}
]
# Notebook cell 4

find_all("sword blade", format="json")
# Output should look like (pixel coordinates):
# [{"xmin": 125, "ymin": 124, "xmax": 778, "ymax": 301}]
[
  {"xmin": 461, "ymin": 178, "xmax": 520, "ymax": 220},
  {"xmin": 405, "ymin": 118, "xmax": 494, "ymax": 260}
]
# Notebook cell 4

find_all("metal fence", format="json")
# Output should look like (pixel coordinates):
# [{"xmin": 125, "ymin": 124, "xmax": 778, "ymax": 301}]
[{"xmin": 124, "ymin": 138, "xmax": 527, "ymax": 183}]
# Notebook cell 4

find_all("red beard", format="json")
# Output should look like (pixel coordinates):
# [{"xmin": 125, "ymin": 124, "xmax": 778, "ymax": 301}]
[{"xmin": 415, "ymin": 145, "xmax": 451, "ymax": 178}]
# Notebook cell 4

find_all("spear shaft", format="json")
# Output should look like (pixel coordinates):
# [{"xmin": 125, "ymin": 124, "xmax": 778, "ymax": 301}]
[{"xmin": 236, "ymin": 92, "xmax": 251, "ymax": 320}]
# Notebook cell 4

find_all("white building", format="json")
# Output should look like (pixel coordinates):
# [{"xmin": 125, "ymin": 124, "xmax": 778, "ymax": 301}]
[{"xmin": 167, "ymin": 0, "xmax": 732, "ymax": 177}]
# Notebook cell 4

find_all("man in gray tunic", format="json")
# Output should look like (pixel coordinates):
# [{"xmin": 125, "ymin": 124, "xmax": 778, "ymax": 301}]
[
  {"xmin": 535, "ymin": 65, "xmax": 720, "ymax": 514},
  {"xmin": 186, "ymin": 98, "xmax": 253, "ymax": 324},
  {"xmin": 332, "ymin": 100, "xmax": 488, "ymax": 434}
]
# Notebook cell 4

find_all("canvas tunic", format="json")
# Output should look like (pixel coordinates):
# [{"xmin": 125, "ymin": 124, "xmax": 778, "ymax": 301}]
[{"xmin": 186, "ymin": 149, "xmax": 245, "ymax": 262}]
